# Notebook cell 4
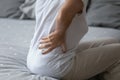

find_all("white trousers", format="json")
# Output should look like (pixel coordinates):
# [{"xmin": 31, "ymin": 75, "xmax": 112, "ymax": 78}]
[{"xmin": 62, "ymin": 38, "xmax": 120, "ymax": 80}]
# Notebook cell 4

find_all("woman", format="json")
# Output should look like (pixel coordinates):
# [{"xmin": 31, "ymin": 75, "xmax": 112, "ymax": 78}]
[{"xmin": 27, "ymin": 0, "xmax": 120, "ymax": 80}]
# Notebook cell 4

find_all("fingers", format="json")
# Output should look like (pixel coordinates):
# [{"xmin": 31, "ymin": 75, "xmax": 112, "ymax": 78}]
[
  {"xmin": 40, "ymin": 39, "xmax": 49, "ymax": 44},
  {"xmin": 39, "ymin": 42, "xmax": 52, "ymax": 49},
  {"xmin": 41, "ymin": 32, "xmax": 53, "ymax": 40},
  {"xmin": 39, "ymin": 35, "xmax": 54, "ymax": 54},
  {"xmin": 40, "ymin": 35, "xmax": 53, "ymax": 43},
  {"xmin": 38, "ymin": 32, "xmax": 67, "ymax": 54},
  {"xmin": 39, "ymin": 39, "xmax": 67, "ymax": 54},
  {"xmin": 42, "ymin": 47, "xmax": 54, "ymax": 54},
  {"xmin": 39, "ymin": 42, "xmax": 67, "ymax": 54},
  {"xmin": 41, "ymin": 36, "xmax": 48, "ymax": 40}
]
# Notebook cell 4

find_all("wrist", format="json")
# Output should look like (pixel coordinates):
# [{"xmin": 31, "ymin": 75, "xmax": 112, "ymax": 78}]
[
  {"xmin": 54, "ymin": 29, "xmax": 66, "ymax": 35},
  {"xmin": 53, "ymin": 30, "xmax": 66, "ymax": 41}
]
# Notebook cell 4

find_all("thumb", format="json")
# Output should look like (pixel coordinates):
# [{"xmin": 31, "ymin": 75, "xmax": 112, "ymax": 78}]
[{"xmin": 61, "ymin": 41, "xmax": 67, "ymax": 53}]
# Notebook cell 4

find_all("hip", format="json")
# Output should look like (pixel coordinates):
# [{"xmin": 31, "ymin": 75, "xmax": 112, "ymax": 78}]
[{"xmin": 27, "ymin": 47, "xmax": 76, "ymax": 78}]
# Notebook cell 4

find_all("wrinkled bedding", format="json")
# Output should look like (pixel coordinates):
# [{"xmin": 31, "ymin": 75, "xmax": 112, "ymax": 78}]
[
  {"xmin": 0, "ymin": 18, "xmax": 58, "ymax": 80},
  {"xmin": 0, "ymin": 18, "xmax": 120, "ymax": 80}
]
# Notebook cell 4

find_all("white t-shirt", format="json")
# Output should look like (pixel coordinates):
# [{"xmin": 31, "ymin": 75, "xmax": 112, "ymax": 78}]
[{"xmin": 27, "ymin": 0, "xmax": 88, "ymax": 79}]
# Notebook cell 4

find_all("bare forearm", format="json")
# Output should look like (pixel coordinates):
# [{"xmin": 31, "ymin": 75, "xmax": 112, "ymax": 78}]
[
  {"xmin": 55, "ymin": 0, "xmax": 84, "ymax": 33},
  {"xmin": 39, "ymin": 0, "xmax": 84, "ymax": 53}
]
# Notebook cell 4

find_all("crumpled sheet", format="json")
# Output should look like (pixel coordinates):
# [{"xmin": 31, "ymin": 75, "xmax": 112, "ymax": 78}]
[{"xmin": 0, "ymin": 43, "xmax": 59, "ymax": 80}]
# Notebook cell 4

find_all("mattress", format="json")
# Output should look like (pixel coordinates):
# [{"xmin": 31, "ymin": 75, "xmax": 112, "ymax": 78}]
[{"xmin": 0, "ymin": 18, "xmax": 58, "ymax": 80}]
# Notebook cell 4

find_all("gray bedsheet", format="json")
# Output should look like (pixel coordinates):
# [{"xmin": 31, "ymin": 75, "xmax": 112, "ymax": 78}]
[
  {"xmin": 0, "ymin": 18, "xmax": 58, "ymax": 80},
  {"xmin": 0, "ymin": 18, "xmax": 35, "ymax": 47},
  {"xmin": 0, "ymin": 18, "xmax": 120, "ymax": 80}
]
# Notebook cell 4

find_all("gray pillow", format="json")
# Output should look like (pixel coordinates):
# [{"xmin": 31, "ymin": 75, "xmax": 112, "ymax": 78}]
[
  {"xmin": 86, "ymin": 0, "xmax": 120, "ymax": 29},
  {"xmin": 20, "ymin": 0, "xmax": 36, "ymax": 19},
  {"xmin": 0, "ymin": 0, "xmax": 24, "ymax": 18}
]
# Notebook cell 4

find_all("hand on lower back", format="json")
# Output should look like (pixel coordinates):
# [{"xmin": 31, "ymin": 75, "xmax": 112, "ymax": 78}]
[
  {"xmin": 38, "ymin": 0, "xmax": 84, "ymax": 54},
  {"xmin": 38, "ymin": 30, "xmax": 67, "ymax": 54}
]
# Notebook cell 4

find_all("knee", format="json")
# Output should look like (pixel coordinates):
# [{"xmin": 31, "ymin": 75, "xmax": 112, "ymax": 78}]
[
  {"xmin": 110, "ymin": 43, "xmax": 120, "ymax": 52},
  {"xmin": 107, "ymin": 38, "xmax": 120, "ymax": 43},
  {"xmin": 114, "ymin": 43, "xmax": 120, "ymax": 50},
  {"xmin": 111, "ymin": 43, "xmax": 120, "ymax": 59}
]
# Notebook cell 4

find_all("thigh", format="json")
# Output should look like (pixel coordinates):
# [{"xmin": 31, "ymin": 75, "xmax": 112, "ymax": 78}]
[
  {"xmin": 62, "ymin": 39, "xmax": 120, "ymax": 80},
  {"xmin": 76, "ymin": 37, "xmax": 119, "ymax": 53},
  {"xmin": 103, "ymin": 59, "xmax": 120, "ymax": 80}
]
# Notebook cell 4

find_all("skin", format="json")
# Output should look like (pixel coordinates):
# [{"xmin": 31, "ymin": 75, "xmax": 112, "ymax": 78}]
[{"xmin": 39, "ymin": 0, "xmax": 84, "ymax": 54}]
